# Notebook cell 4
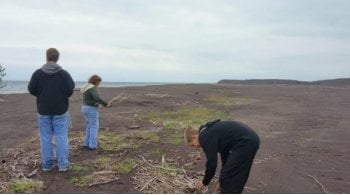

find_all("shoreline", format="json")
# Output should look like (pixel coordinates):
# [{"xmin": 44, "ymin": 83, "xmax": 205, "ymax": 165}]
[
  {"xmin": 0, "ymin": 81, "xmax": 186, "ymax": 95},
  {"xmin": 2, "ymin": 77, "xmax": 349, "ymax": 94}
]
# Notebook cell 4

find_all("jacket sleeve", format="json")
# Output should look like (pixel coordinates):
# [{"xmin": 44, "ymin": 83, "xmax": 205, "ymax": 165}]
[
  {"xmin": 28, "ymin": 70, "xmax": 39, "ymax": 96},
  {"xmin": 202, "ymin": 141, "xmax": 218, "ymax": 186},
  {"xmin": 220, "ymin": 151, "xmax": 229, "ymax": 167},
  {"xmin": 90, "ymin": 87, "xmax": 108, "ymax": 106},
  {"xmin": 64, "ymin": 70, "xmax": 75, "ymax": 97}
]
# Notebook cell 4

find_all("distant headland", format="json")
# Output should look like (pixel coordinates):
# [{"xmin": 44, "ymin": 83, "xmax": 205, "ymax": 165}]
[{"xmin": 218, "ymin": 78, "xmax": 350, "ymax": 86}]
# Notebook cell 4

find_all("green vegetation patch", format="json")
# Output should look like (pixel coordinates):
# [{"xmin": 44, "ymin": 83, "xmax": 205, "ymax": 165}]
[
  {"xmin": 5, "ymin": 178, "xmax": 43, "ymax": 193},
  {"xmin": 144, "ymin": 106, "xmax": 228, "ymax": 129},
  {"xmin": 159, "ymin": 164, "xmax": 180, "ymax": 175},
  {"xmin": 205, "ymin": 95, "xmax": 252, "ymax": 106},
  {"xmin": 70, "ymin": 157, "xmax": 137, "ymax": 187},
  {"xmin": 170, "ymin": 135, "xmax": 184, "ymax": 145},
  {"xmin": 152, "ymin": 148, "xmax": 166, "ymax": 157},
  {"xmin": 70, "ymin": 176, "xmax": 91, "ymax": 187},
  {"xmin": 111, "ymin": 158, "xmax": 137, "ymax": 174},
  {"xmin": 89, "ymin": 156, "xmax": 137, "ymax": 174},
  {"xmin": 134, "ymin": 131, "xmax": 160, "ymax": 142},
  {"xmin": 99, "ymin": 131, "xmax": 135, "ymax": 152},
  {"xmin": 143, "ymin": 107, "xmax": 227, "ymax": 145},
  {"xmin": 71, "ymin": 164, "xmax": 90, "ymax": 173},
  {"xmin": 92, "ymin": 156, "xmax": 113, "ymax": 170}
]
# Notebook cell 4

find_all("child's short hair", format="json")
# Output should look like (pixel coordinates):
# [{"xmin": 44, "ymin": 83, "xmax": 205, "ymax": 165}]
[
  {"xmin": 88, "ymin": 75, "xmax": 102, "ymax": 85},
  {"xmin": 184, "ymin": 127, "xmax": 199, "ymax": 144}
]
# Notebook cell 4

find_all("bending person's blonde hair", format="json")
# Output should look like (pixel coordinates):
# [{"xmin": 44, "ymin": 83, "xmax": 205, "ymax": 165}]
[{"xmin": 184, "ymin": 127, "xmax": 199, "ymax": 144}]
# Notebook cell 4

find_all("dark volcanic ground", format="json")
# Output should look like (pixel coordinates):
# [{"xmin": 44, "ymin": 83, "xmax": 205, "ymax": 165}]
[{"xmin": 0, "ymin": 83, "xmax": 349, "ymax": 193}]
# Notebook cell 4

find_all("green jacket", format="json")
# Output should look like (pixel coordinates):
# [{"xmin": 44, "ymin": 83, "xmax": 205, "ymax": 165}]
[{"xmin": 80, "ymin": 83, "xmax": 108, "ymax": 107}]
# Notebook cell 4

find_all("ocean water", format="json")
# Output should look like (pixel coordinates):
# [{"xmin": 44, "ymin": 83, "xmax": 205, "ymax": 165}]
[{"xmin": 0, "ymin": 81, "xmax": 168, "ymax": 94}]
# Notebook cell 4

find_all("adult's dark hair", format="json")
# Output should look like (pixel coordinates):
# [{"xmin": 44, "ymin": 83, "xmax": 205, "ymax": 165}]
[
  {"xmin": 46, "ymin": 48, "xmax": 60, "ymax": 62},
  {"xmin": 88, "ymin": 75, "xmax": 102, "ymax": 85}
]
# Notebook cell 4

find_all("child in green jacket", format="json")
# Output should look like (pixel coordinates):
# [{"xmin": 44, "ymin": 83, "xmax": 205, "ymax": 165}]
[{"xmin": 80, "ymin": 74, "xmax": 111, "ymax": 150}]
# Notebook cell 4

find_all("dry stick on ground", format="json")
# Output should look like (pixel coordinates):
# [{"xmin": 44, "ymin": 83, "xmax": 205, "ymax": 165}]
[
  {"xmin": 306, "ymin": 174, "xmax": 329, "ymax": 193},
  {"xmin": 158, "ymin": 179, "xmax": 176, "ymax": 191},
  {"xmin": 26, "ymin": 169, "xmax": 38, "ymax": 178},
  {"xmin": 92, "ymin": 171, "xmax": 119, "ymax": 175},
  {"xmin": 161, "ymin": 155, "xmax": 166, "ymax": 166},
  {"xmin": 135, "ymin": 156, "xmax": 200, "ymax": 193},
  {"xmin": 244, "ymin": 186, "xmax": 257, "ymax": 192},
  {"xmin": 82, "ymin": 162, "xmax": 96, "ymax": 172},
  {"xmin": 140, "ymin": 176, "xmax": 157, "ymax": 191},
  {"xmin": 138, "ymin": 155, "xmax": 178, "ymax": 172},
  {"xmin": 181, "ymin": 166, "xmax": 193, "ymax": 182},
  {"xmin": 88, "ymin": 177, "xmax": 120, "ymax": 187}
]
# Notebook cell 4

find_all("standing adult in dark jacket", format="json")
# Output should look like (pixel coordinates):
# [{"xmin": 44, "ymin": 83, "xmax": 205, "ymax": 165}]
[
  {"xmin": 28, "ymin": 48, "xmax": 75, "ymax": 172},
  {"xmin": 185, "ymin": 119, "xmax": 260, "ymax": 193}
]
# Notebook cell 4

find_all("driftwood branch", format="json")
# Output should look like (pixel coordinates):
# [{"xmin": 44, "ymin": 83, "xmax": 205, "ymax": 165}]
[
  {"xmin": 138, "ymin": 155, "xmax": 178, "ymax": 172},
  {"xmin": 26, "ymin": 169, "xmax": 38, "ymax": 178},
  {"xmin": 134, "ymin": 155, "xmax": 215, "ymax": 194},
  {"xmin": 181, "ymin": 166, "xmax": 193, "ymax": 183},
  {"xmin": 140, "ymin": 176, "xmax": 157, "ymax": 191},
  {"xmin": 88, "ymin": 177, "xmax": 120, "ymax": 187},
  {"xmin": 92, "ymin": 170, "xmax": 119, "ymax": 175},
  {"xmin": 108, "ymin": 94, "xmax": 127, "ymax": 106},
  {"xmin": 306, "ymin": 174, "xmax": 329, "ymax": 193}
]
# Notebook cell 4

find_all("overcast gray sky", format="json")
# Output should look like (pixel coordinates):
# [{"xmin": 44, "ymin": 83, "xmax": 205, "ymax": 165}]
[{"xmin": 1, "ymin": 0, "xmax": 349, "ymax": 82}]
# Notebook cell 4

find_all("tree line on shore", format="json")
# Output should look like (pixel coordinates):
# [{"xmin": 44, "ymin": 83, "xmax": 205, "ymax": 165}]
[{"xmin": 0, "ymin": 64, "xmax": 6, "ymax": 88}]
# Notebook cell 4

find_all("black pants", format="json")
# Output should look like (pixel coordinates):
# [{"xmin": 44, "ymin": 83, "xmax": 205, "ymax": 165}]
[{"xmin": 219, "ymin": 138, "xmax": 260, "ymax": 193}]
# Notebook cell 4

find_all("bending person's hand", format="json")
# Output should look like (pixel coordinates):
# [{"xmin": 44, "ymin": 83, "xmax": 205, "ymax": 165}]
[
  {"xmin": 196, "ymin": 180, "xmax": 206, "ymax": 192},
  {"xmin": 213, "ymin": 182, "xmax": 221, "ymax": 193}
]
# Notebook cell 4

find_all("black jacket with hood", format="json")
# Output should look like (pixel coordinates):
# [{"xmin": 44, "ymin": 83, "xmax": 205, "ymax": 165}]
[
  {"xmin": 28, "ymin": 62, "xmax": 75, "ymax": 115},
  {"xmin": 198, "ymin": 120, "xmax": 260, "ymax": 186}
]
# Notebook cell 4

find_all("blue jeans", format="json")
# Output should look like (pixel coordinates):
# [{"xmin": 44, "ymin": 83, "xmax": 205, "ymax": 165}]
[
  {"xmin": 38, "ymin": 112, "xmax": 69, "ymax": 170},
  {"xmin": 81, "ymin": 105, "xmax": 99, "ymax": 149}
]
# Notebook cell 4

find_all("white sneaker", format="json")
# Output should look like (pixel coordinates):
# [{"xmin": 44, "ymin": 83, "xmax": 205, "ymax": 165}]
[
  {"xmin": 42, "ymin": 166, "xmax": 55, "ymax": 172},
  {"xmin": 58, "ymin": 166, "xmax": 70, "ymax": 172}
]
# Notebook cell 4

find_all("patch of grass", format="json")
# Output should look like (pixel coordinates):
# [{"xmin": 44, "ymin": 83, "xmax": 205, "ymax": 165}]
[
  {"xmin": 163, "ymin": 126, "xmax": 185, "ymax": 145},
  {"xmin": 5, "ymin": 178, "xmax": 43, "ymax": 193},
  {"xmin": 152, "ymin": 148, "xmax": 165, "ymax": 157},
  {"xmin": 163, "ymin": 122, "xmax": 178, "ymax": 131},
  {"xmin": 111, "ymin": 158, "xmax": 137, "ymax": 174},
  {"xmin": 170, "ymin": 135, "xmax": 184, "ymax": 145},
  {"xmin": 92, "ymin": 156, "xmax": 112, "ymax": 170},
  {"xmin": 144, "ymin": 106, "xmax": 228, "ymax": 129},
  {"xmin": 206, "ymin": 95, "xmax": 252, "ymax": 106},
  {"xmin": 70, "ymin": 157, "xmax": 137, "ymax": 187},
  {"xmin": 71, "ymin": 164, "xmax": 90, "ymax": 172},
  {"xmin": 143, "ymin": 107, "xmax": 227, "ymax": 145},
  {"xmin": 99, "ymin": 131, "xmax": 123, "ymax": 149},
  {"xmin": 134, "ymin": 131, "xmax": 160, "ymax": 142},
  {"xmin": 69, "ymin": 131, "xmax": 85, "ymax": 141},
  {"xmin": 159, "ymin": 164, "xmax": 180, "ymax": 175},
  {"xmin": 99, "ymin": 131, "xmax": 134, "ymax": 152},
  {"xmin": 90, "ymin": 156, "xmax": 137, "ymax": 173},
  {"xmin": 70, "ymin": 176, "xmax": 91, "ymax": 187}
]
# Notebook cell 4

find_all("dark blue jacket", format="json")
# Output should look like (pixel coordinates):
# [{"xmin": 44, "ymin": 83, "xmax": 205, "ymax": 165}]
[{"xmin": 28, "ymin": 68, "xmax": 75, "ymax": 115}]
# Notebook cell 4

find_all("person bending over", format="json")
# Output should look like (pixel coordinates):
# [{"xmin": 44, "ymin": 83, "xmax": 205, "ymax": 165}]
[{"xmin": 185, "ymin": 119, "xmax": 260, "ymax": 193}]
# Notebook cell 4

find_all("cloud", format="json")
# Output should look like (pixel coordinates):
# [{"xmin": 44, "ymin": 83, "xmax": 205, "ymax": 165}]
[{"xmin": 0, "ymin": 0, "xmax": 349, "ymax": 82}]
